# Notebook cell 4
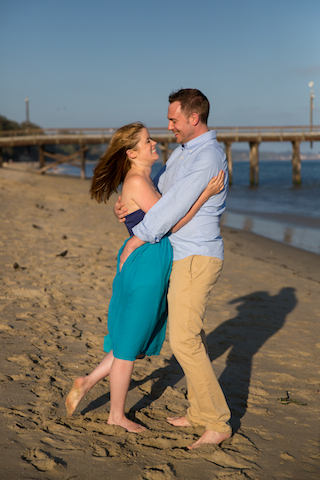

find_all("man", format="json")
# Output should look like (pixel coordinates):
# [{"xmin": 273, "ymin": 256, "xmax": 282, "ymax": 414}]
[{"xmin": 117, "ymin": 89, "xmax": 231, "ymax": 449}]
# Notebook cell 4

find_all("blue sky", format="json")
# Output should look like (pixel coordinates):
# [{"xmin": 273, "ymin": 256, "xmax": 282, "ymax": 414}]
[{"xmin": 1, "ymin": 0, "xmax": 320, "ymax": 152}]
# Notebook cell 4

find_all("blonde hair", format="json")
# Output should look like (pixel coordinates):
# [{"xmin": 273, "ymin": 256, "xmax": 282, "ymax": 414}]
[{"xmin": 90, "ymin": 122, "xmax": 145, "ymax": 203}]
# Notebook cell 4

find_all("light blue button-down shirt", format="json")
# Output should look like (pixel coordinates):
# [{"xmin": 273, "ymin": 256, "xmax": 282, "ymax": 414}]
[{"xmin": 132, "ymin": 130, "xmax": 228, "ymax": 261}]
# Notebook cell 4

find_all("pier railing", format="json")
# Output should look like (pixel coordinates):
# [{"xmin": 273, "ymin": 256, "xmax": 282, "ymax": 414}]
[
  {"xmin": 1, "ymin": 126, "xmax": 319, "ymax": 184},
  {"xmin": 1, "ymin": 125, "xmax": 319, "ymax": 137}
]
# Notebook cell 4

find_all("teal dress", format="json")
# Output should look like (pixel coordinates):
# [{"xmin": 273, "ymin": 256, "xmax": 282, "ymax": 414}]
[{"xmin": 103, "ymin": 210, "xmax": 173, "ymax": 361}]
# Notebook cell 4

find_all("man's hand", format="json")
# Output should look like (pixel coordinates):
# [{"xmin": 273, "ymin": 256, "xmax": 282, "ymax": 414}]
[
  {"xmin": 114, "ymin": 196, "xmax": 128, "ymax": 223},
  {"xmin": 119, "ymin": 235, "xmax": 145, "ymax": 271}
]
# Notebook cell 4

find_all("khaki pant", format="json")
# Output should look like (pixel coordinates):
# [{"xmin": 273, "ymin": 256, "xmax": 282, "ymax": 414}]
[{"xmin": 167, "ymin": 255, "xmax": 231, "ymax": 433}]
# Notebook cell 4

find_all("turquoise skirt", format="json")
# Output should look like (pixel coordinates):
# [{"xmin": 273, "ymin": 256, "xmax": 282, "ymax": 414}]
[{"xmin": 103, "ymin": 237, "xmax": 173, "ymax": 361}]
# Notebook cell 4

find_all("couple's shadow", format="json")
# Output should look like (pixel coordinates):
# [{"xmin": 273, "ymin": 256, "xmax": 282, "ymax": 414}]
[{"xmin": 82, "ymin": 287, "xmax": 297, "ymax": 433}]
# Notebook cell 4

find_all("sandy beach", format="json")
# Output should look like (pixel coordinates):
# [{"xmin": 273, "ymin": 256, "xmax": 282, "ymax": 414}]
[{"xmin": 1, "ymin": 163, "xmax": 319, "ymax": 480}]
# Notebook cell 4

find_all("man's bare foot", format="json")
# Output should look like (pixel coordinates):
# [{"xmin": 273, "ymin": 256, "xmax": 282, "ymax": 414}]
[
  {"xmin": 187, "ymin": 430, "xmax": 231, "ymax": 449},
  {"xmin": 107, "ymin": 415, "xmax": 147, "ymax": 433},
  {"xmin": 65, "ymin": 377, "xmax": 88, "ymax": 416},
  {"xmin": 166, "ymin": 416, "xmax": 192, "ymax": 427}
]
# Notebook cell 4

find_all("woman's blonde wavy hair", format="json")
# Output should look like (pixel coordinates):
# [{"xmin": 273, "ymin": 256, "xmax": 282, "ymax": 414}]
[{"xmin": 90, "ymin": 122, "xmax": 145, "ymax": 203}]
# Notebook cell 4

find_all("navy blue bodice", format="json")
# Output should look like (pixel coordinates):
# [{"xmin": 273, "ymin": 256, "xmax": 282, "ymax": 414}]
[{"xmin": 124, "ymin": 209, "xmax": 145, "ymax": 236}]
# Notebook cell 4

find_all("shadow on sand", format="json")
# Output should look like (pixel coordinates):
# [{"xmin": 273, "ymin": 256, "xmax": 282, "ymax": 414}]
[{"xmin": 82, "ymin": 287, "xmax": 297, "ymax": 432}]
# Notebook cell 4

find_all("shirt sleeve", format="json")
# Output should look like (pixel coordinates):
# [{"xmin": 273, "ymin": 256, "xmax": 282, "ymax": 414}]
[{"xmin": 133, "ymin": 149, "xmax": 223, "ymax": 243}]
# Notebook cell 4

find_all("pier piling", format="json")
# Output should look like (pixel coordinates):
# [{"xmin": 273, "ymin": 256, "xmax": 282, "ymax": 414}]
[
  {"xmin": 81, "ymin": 146, "xmax": 87, "ymax": 180},
  {"xmin": 291, "ymin": 140, "xmax": 301, "ymax": 185},
  {"xmin": 249, "ymin": 142, "xmax": 260, "ymax": 185},
  {"xmin": 39, "ymin": 146, "xmax": 45, "ymax": 168},
  {"xmin": 224, "ymin": 142, "xmax": 233, "ymax": 185}
]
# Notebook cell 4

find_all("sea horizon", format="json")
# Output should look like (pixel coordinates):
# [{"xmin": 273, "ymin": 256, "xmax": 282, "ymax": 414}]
[{"xmin": 10, "ymin": 157, "xmax": 320, "ymax": 256}]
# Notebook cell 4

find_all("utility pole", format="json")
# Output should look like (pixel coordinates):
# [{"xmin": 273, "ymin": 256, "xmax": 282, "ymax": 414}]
[
  {"xmin": 25, "ymin": 98, "xmax": 30, "ymax": 126},
  {"xmin": 308, "ymin": 82, "xmax": 315, "ymax": 148}
]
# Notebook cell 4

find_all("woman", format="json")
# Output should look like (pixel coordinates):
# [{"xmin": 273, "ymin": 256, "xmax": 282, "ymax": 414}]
[{"xmin": 65, "ymin": 122, "xmax": 225, "ymax": 433}]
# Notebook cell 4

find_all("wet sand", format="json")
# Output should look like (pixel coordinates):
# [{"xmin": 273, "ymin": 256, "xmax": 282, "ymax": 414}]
[
  {"xmin": 1, "ymin": 163, "xmax": 319, "ymax": 480},
  {"xmin": 221, "ymin": 210, "xmax": 320, "ymax": 256}
]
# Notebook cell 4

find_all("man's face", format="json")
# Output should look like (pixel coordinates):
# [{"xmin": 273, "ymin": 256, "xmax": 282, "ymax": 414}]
[{"xmin": 167, "ymin": 101, "xmax": 195, "ymax": 144}]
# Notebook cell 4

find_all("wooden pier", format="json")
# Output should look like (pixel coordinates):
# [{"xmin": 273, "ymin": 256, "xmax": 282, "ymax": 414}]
[{"xmin": 0, "ymin": 126, "xmax": 319, "ymax": 184}]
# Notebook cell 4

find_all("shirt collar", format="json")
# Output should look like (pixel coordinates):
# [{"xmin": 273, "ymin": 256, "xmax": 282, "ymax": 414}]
[{"xmin": 181, "ymin": 129, "xmax": 217, "ymax": 152}]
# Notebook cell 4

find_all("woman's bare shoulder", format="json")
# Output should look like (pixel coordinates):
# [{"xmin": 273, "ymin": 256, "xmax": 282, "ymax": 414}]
[
  {"xmin": 123, "ymin": 172, "xmax": 150, "ymax": 191},
  {"xmin": 122, "ymin": 171, "xmax": 160, "ymax": 213}
]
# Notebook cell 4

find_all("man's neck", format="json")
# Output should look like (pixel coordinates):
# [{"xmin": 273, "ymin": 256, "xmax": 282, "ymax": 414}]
[{"xmin": 182, "ymin": 126, "xmax": 209, "ymax": 145}]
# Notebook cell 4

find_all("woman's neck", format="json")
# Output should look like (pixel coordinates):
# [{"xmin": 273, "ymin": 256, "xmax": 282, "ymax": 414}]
[{"xmin": 129, "ymin": 163, "xmax": 152, "ymax": 179}]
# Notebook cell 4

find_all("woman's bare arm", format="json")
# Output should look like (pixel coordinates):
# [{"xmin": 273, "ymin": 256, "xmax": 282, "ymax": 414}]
[{"xmin": 119, "ymin": 170, "xmax": 225, "ymax": 271}]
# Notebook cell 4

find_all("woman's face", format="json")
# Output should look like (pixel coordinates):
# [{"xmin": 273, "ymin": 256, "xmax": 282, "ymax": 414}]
[{"xmin": 135, "ymin": 128, "xmax": 159, "ymax": 164}]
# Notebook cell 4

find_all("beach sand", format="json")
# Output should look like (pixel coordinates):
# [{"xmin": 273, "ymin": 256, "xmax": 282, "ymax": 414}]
[{"xmin": 1, "ymin": 163, "xmax": 319, "ymax": 480}]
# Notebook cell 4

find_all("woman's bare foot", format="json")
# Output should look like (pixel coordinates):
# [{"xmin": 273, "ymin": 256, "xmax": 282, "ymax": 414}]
[
  {"xmin": 187, "ymin": 430, "xmax": 231, "ymax": 449},
  {"xmin": 107, "ymin": 415, "xmax": 147, "ymax": 433},
  {"xmin": 65, "ymin": 377, "xmax": 88, "ymax": 416},
  {"xmin": 166, "ymin": 416, "xmax": 192, "ymax": 427}
]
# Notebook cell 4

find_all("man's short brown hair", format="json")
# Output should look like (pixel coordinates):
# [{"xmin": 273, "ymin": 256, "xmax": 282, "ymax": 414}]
[{"xmin": 168, "ymin": 89, "xmax": 210, "ymax": 124}]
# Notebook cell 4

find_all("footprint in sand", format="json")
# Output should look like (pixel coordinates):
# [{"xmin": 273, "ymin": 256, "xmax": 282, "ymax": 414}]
[
  {"xmin": 0, "ymin": 324, "xmax": 14, "ymax": 333},
  {"xmin": 199, "ymin": 448, "xmax": 258, "ymax": 470},
  {"xmin": 41, "ymin": 436, "xmax": 77, "ymax": 451},
  {"xmin": 6, "ymin": 354, "xmax": 33, "ymax": 367},
  {"xmin": 22, "ymin": 448, "xmax": 60, "ymax": 472},
  {"xmin": 90, "ymin": 441, "xmax": 124, "ymax": 458},
  {"xmin": 140, "ymin": 463, "xmax": 176, "ymax": 480}
]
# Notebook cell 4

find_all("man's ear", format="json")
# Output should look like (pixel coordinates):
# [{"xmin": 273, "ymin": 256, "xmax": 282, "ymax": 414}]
[{"xmin": 190, "ymin": 113, "xmax": 200, "ymax": 126}]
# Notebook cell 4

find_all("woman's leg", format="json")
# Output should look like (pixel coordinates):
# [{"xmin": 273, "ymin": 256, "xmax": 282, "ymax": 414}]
[
  {"xmin": 107, "ymin": 358, "xmax": 146, "ymax": 433},
  {"xmin": 66, "ymin": 350, "xmax": 115, "ymax": 416}
]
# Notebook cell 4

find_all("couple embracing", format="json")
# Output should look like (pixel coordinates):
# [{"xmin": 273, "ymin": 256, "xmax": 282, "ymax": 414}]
[{"xmin": 66, "ymin": 88, "xmax": 231, "ymax": 449}]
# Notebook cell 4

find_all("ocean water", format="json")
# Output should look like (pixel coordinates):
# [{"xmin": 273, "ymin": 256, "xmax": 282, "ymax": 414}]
[
  {"xmin": 222, "ymin": 160, "xmax": 320, "ymax": 255},
  {"xmin": 53, "ymin": 159, "xmax": 320, "ymax": 255}
]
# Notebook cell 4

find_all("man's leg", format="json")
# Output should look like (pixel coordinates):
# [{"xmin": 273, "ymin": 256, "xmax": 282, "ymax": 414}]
[{"xmin": 167, "ymin": 255, "xmax": 231, "ymax": 437}]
